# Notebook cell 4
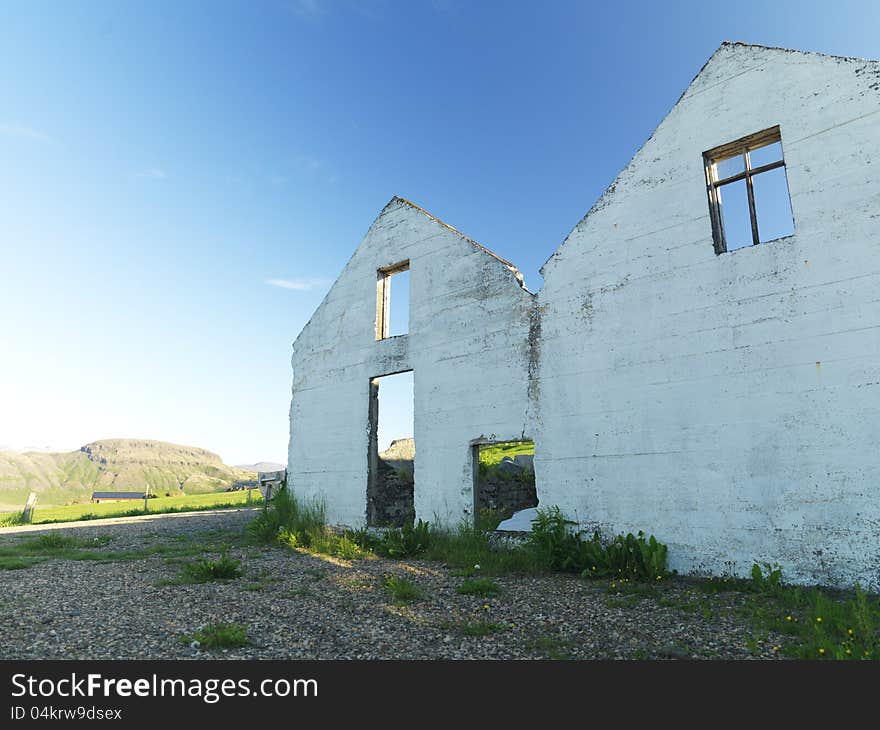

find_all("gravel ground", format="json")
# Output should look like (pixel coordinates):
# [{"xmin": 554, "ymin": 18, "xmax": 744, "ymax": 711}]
[{"xmin": 0, "ymin": 510, "xmax": 784, "ymax": 660}]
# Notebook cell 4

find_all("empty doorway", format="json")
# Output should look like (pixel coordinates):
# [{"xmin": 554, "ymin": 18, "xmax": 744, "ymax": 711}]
[{"xmin": 367, "ymin": 370, "xmax": 415, "ymax": 527}]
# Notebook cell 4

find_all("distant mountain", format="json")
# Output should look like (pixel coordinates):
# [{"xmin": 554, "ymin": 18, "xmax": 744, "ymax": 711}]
[
  {"xmin": 234, "ymin": 461, "xmax": 285, "ymax": 472},
  {"xmin": 0, "ymin": 439, "xmax": 257, "ymax": 510}
]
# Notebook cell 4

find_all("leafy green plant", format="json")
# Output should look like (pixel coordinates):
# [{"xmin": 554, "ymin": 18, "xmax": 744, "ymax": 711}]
[
  {"xmin": 750, "ymin": 562, "xmax": 783, "ymax": 594},
  {"xmin": 525, "ymin": 507, "xmax": 670, "ymax": 579},
  {"xmin": 527, "ymin": 506, "xmax": 584, "ymax": 571},
  {"xmin": 182, "ymin": 622, "xmax": 248, "ymax": 650}
]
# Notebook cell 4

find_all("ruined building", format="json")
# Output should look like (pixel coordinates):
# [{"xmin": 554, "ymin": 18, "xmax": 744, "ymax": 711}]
[{"xmin": 288, "ymin": 42, "xmax": 880, "ymax": 589}]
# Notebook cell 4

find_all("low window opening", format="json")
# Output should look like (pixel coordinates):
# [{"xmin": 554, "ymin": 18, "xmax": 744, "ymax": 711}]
[{"xmin": 471, "ymin": 439, "xmax": 538, "ymax": 531}]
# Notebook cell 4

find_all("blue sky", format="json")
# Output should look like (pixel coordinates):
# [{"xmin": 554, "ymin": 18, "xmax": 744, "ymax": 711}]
[{"xmin": 1, "ymin": 1, "xmax": 877, "ymax": 465}]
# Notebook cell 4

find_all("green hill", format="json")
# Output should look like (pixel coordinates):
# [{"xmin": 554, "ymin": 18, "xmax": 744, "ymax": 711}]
[{"xmin": 0, "ymin": 439, "xmax": 258, "ymax": 510}]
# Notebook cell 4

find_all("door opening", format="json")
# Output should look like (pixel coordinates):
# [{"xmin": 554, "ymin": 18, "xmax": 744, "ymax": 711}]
[{"xmin": 367, "ymin": 370, "xmax": 415, "ymax": 527}]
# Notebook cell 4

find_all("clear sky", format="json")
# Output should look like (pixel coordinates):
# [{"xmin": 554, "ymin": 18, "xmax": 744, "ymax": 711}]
[{"xmin": 1, "ymin": 1, "xmax": 877, "ymax": 465}]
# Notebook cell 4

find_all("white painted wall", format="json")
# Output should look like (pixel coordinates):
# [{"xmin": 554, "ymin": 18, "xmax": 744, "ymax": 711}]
[
  {"xmin": 537, "ymin": 43, "xmax": 880, "ymax": 589},
  {"xmin": 288, "ymin": 198, "xmax": 534, "ymax": 528}
]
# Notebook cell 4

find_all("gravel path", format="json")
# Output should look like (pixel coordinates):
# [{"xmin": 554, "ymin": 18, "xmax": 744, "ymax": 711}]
[{"xmin": 0, "ymin": 510, "xmax": 783, "ymax": 660}]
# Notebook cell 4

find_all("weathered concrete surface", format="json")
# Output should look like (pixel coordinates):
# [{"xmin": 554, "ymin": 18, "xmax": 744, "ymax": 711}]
[
  {"xmin": 537, "ymin": 43, "xmax": 880, "ymax": 589},
  {"xmin": 289, "ymin": 43, "xmax": 880, "ymax": 589},
  {"xmin": 288, "ymin": 197, "xmax": 535, "ymax": 528}
]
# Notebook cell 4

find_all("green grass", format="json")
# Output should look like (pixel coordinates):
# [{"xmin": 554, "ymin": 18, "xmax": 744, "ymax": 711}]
[
  {"xmin": 737, "ymin": 566, "xmax": 880, "ymax": 660},
  {"xmin": 458, "ymin": 620, "xmax": 508, "ymax": 637},
  {"xmin": 606, "ymin": 579, "xmax": 659, "ymax": 600},
  {"xmin": 182, "ymin": 622, "xmax": 248, "ymax": 651},
  {"xmin": 0, "ymin": 511, "xmax": 25, "ymax": 527},
  {"xmin": 476, "ymin": 441, "xmax": 536, "ymax": 491},
  {"xmin": 527, "ymin": 635, "xmax": 574, "ymax": 659},
  {"xmin": 0, "ymin": 528, "xmax": 246, "ymax": 572},
  {"xmin": 457, "ymin": 578, "xmax": 502, "ymax": 597},
  {"xmin": 0, "ymin": 532, "xmax": 117, "ymax": 570},
  {"xmin": 247, "ymin": 488, "xmax": 370, "ymax": 560},
  {"xmin": 254, "ymin": 489, "xmax": 534, "ymax": 573},
  {"xmin": 383, "ymin": 575, "xmax": 423, "ymax": 604},
  {"xmin": 655, "ymin": 566, "xmax": 880, "ymax": 661},
  {"xmin": 0, "ymin": 490, "xmax": 262, "ymax": 525},
  {"xmin": 175, "ymin": 554, "xmax": 242, "ymax": 584},
  {"xmin": 478, "ymin": 441, "xmax": 534, "ymax": 466},
  {"xmin": 253, "ymin": 488, "xmax": 650, "ymax": 578},
  {"xmin": 424, "ymin": 523, "xmax": 541, "ymax": 575}
]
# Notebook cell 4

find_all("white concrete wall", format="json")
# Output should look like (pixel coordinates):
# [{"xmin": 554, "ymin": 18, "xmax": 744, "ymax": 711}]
[
  {"xmin": 288, "ymin": 198, "xmax": 535, "ymax": 527},
  {"xmin": 537, "ymin": 44, "xmax": 880, "ymax": 588}
]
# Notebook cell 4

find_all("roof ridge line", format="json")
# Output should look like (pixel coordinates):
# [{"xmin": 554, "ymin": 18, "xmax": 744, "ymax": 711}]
[{"xmin": 389, "ymin": 196, "xmax": 529, "ymax": 290}]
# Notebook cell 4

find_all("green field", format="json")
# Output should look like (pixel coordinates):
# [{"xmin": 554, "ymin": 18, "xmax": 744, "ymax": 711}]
[
  {"xmin": 0, "ymin": 489, "xmax": 263, "ymax": 526},
  {"xmin": 478, "ymin": 440, "xmax": 534, "ymax": 466}
]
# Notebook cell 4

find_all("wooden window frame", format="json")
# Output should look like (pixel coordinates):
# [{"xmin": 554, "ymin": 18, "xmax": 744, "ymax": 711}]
[
  {"xmin": 704, "ymin": 126, "xmax": 789, "ymax": 255},
  {"xmin": 375, "ymin": 260, "xmax": 410, "ymax": 340}
]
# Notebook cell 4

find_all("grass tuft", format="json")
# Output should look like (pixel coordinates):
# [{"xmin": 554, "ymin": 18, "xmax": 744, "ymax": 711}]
[
  {"xmin": 247, "ymin": 488, "xmax": 371, "ymax": 560},
  {"xmin": 383, "ymin": 575, "xmax": 423, "ymax": 604},
  {"xmin": 457, "ymin": 578, "xmax": 501, "ymax": 597},
  {"xmin": 182, "ymin": 622, "xmax": 248, "ymax": 650},
  {"xmin": 459, "ymin": 620, "xmax": 508, "ymax": 637},
  {"xmin": 31, "ymin": 532, "xmax": 81, "ymax": 551},
  {"xmin": 177, "ymin": 554, "xmax": 242, "ymax": 584}
]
